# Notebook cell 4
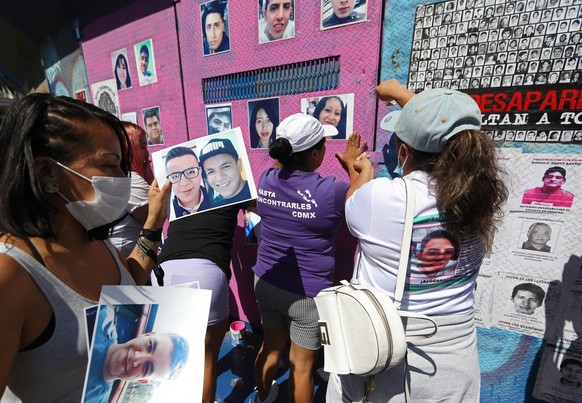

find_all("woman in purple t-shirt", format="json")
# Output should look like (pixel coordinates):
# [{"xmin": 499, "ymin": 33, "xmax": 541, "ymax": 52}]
[{"xmin": 252, "ymin": 113, "xmax": 363, "ymax": 403}]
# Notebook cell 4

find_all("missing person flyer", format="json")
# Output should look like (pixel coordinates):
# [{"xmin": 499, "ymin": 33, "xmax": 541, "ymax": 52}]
[{"xmin": 81, "ymin": 286, "xmax": 211, "ymax": 403}]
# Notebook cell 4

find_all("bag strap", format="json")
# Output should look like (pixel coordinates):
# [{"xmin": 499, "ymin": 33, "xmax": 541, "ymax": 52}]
[
  {"xmin": 353, "ymin": 177, "xmax": 415, "ymax": 289},
  {"xmin": 394, "ymin": 177, "xmax": 415, "ymax": 308}
]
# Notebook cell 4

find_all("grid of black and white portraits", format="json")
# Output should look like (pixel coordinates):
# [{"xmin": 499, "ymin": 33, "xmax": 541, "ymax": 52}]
[
  {"xmin": 487, "ymin": 128, "xmax": 582, "ymax": 142},
  {"xmin": 409, "ymin": 0, "xmax": 582, "ymax": 91},
  {"xmin": 408, "ymin": 0, "xmax": 582, "ymax": 143}
]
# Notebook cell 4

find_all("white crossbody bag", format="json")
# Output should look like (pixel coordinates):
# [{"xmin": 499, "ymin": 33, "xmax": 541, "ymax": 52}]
[{"xmin": 314, "ymin": 178, "xmax": 438, "ymax": 399}]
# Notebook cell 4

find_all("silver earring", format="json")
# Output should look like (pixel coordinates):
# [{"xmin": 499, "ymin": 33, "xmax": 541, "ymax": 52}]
[{"xmin": 45, "ymin": 183, "xmax": 59, "ymax": 193}]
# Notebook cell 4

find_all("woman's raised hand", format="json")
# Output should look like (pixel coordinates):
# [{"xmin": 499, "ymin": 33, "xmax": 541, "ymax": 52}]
[
  {"xmin": 144, "ymin": 179, "xmax": 172, "ymax": 229},
  {"xmin": 335, "ymin": 132, "xmax": 368, "ymax": 172},
  {"xmin": 375, "ymin": 79, "xmax": 415, "ymax": 107}
]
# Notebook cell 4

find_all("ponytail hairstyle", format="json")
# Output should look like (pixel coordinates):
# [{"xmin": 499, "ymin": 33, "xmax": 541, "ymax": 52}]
[
  {"xmin": 403, "ymin": 130, "xmax": 508, "ymax": 248},
  {"xmin": 268, "ymin": 137, "xmax": 326, "ymax": 171}
]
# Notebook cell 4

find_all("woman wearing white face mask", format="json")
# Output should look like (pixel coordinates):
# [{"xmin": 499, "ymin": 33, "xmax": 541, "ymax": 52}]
[{"xmin": 0, "ymin": 94, "xmax": 170, "ymax": 402}]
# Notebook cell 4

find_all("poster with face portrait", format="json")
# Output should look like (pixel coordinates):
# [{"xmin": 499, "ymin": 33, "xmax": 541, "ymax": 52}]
[
  {"xmin": 248, "ymin": 97, "xmax": 279, "ymax": 149},
  {"xmin": 151, "ymin": 128, "xmax": 257, "ymax": 221},
  {"xmin": 201, "ymin": 0, "xmax": 231, "ymax": 56},
  {"xmin": 134, "ymin": 39, "xmax": 157, "ymax": 86},
  {"xmin": 301, "ymin": 93, "xmax": 354, "ymax": 140},
  {"xmin": 258, "ymin": 0, "xmax": 295, "ymax": 43},
  {"xmin": 111, "ymin": 48, "xmax": 133, "ymax": 91},
  {"xmin": 81, "ymin": 285, "xmax": 211, "ymax": 403},
  {"xmin": 121, "ymin": 112, "xmax": 137, "ymax": 124},
  {"xmin": 510, "ymin": 154, "xmax": 582, "ymax": 213},
  {"xmin": 490, "ymin": 272, "xmax": 553, "ymax": 338},
  {"xmin": 550, "ymin": 280, "xmax": 582, "ymax": 350},
  {"xmin": 206, "ymin": 104, "xmax": 232, "ymax": 135},
  {"xmin": 91, "ymin": 79, "xmax": 120, "ymax": 118},
  {"xmin": 534, "ymin": 345, "xmax": 582, "ymax": 403},
  {"xmin": 142, "ymin": 106, "xmax": 164, "ymax": 146},
  {"xmin": 320, "ymin": 0, "xmax": 368, "ymax": 29}
]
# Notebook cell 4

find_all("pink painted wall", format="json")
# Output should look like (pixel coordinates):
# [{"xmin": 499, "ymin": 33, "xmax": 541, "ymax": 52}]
[{"xmin": 80, "ymin": 0, "xmax": 384, "ymax": 326}]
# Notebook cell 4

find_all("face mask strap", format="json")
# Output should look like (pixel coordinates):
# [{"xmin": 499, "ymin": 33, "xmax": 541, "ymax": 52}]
[{"xmin": 48, "ymin": 158, "xmax": 92, "ymax": 183}]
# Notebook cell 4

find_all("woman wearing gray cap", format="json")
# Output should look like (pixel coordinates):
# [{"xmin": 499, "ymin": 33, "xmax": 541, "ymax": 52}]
[{"xmin": 327, "ymin": 79, "xmax": 508, "ymax": 402}]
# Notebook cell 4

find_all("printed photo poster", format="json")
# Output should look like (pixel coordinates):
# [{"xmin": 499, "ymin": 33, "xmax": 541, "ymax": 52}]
[
  {"xmin": 206, "ymin": 104, "xmax": 232, "ymax": 135},
  {"xmin": 134, "ymin": 39, "xmax": 157, "ymax": 86},
  {"xmin": 390, "ymin": 0, "xmax": 582, "ymax": 145},
  {"xmin": 258, "ymin": 0, "xmax": 295, "ymax": 44},
  {"xmin": 81, "ymin": 285, "xmax": 212, "ymax": 403},
  {"xmin": 201, "ymin": 0, "xmax": 231, "ymax": 56},
  {"xmin": 493, "ymin": 213, "xmax": 571, "ymax": 275},
  {"xmin": 90, "ymin": 79, "xmax": 120, "ymax": 118},
  {"xmin": 84, "ymin": 305, "xmax": 99, "ymax": 354},
  {"xmin": 512, "ymin": 154, "xmax": 582, "ymax": 213},
  {"xmin": 491, "ymin": 272, "xmax": 553, "ymax": 338},
  {"xmin": 121, "ymin": 112, "xmax": 137, "ymax": 124},
  {"xmin": 534, "ymin": 346, "xmax": 582, "ymax": 403},
  {"xmin": 151, "ymin": 128, "xmax": 258, "ymax": 221},
  {"xmin": 320, "ymin": 0, "xmax": 367, "ymax": 30},
  {"xmin": 248, "ymin": 97, "xmax": 279, "ymax": 149},
  {"xmin": 111, "ymin": 48, "xmax": 133, "ymax": 91},
  {"xmin": 548, "ymin": 280, "xmax": 582, "ymax": 351},
  {"xmin": 75, "ymin": 89, "xmax": 88, "ymax": 103},
  {"xmin": 405, "ymin": 218, "xmax": 483, "ymax": 293},
  {"xmin": 244, "ymin": 210, "xmax": 262, "ymax": 245},
  {"xmin": 142, "ymin": 106, "xmax": 164, "ymax": 146},
  {"xmin": 300, "ymin": 93, "xmax": 354, "ymax": 140},
  {"xmin": 474, "ymin": 272, "xmax": 494, "ymax": 328}
]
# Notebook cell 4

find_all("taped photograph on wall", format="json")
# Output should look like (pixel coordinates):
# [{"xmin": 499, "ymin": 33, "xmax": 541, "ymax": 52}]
[
  {"xmin": 91, "ymin": 79, "xmax": 120, "ymax": 118},
  {"xmin": 111, "ymin": 48, "xmax": 132, "ymax": 91},
  {"xmin": 206, "ymin": 104, "xmax": 232, "ymax": 135},
  {"xmin": 320, "ymin": 0, "xmax": 367, "ymax": 29},
  {"xmin": 258, "ymin": 0, "xmax": 295, "ymax": 44},
  {"xmin": 142, "ymin": 106, "xmax": 164, "ymax": 146},
  {"xmin": 134, "ymin": 39, "xmax": 157, "ymax": 86},
  {"xmin": 534, "ymin": 346, "xmax": 582, "ymax": 403},
  {"xmin": 201, "ymin": 0, "xmax": 231, "ymax": 56},
  {"xmin": 248, "ymin": 97, "xmax": 279, "ymax": 149},
  {"xmin": 301, "ymin": 93, "xmax": 354, "ymax": 140},
  {"xmin": 121, "ymin": 112, "xmax": 137, "ymax": 124},
  {"xmin": 491, "ymin": 272, "xmax": 553, "ymax": 338},
  {"xmin": 81, "ymin": 286, "xmax": 211, "ymax": 403},
  {"xmin": 151, "ymin": 128, "xmax": 257, "ymax": 221},
  {"xmin": 516, "ymin": 155, "xmax": 582, "ymax": 212}
]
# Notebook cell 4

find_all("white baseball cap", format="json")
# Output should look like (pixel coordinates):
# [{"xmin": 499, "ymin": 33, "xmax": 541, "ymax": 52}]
[{"xmin": 276, "ymin": 113, "xmax": 338, "ymax": 153}]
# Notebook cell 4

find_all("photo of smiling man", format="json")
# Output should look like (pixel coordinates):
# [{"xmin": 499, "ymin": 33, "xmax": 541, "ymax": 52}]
[
  {"xmin": 151, "ymin": 128, "xmax": 257, "ymax": 221},
  {"xmin": 133, "ymin": 39, "xmax": 157, "ymax": 86},
  {"xmin": 199, "ymin": 138, "xmax": 252, "ymax": 207},
  {"xmin": 258, "ymin": 0, "xmax": 295, "ymax": 43},
  {"xmin": 83, "ymin": 305, "xmax": 189, "ymax": 403},
  {"xmin": 164, "ymin": 146, "xmax": 212, "ymax": 219}
]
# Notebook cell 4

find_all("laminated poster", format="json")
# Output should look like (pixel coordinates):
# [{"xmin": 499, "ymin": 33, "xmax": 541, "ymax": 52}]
[{"xmin": 81, "ymin": 285, "xmax": 211, "ymax": 403}]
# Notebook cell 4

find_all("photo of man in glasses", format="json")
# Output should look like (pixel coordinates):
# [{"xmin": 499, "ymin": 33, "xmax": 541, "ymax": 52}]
[{"xmin": 165, "ymin": 146, "xmax": 212, "ymax": 218}]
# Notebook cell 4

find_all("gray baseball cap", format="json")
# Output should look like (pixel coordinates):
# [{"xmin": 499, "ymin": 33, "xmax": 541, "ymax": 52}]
[{"xmin": 394, "ymin": 88, "xmax": 482, "ymax": 153}]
